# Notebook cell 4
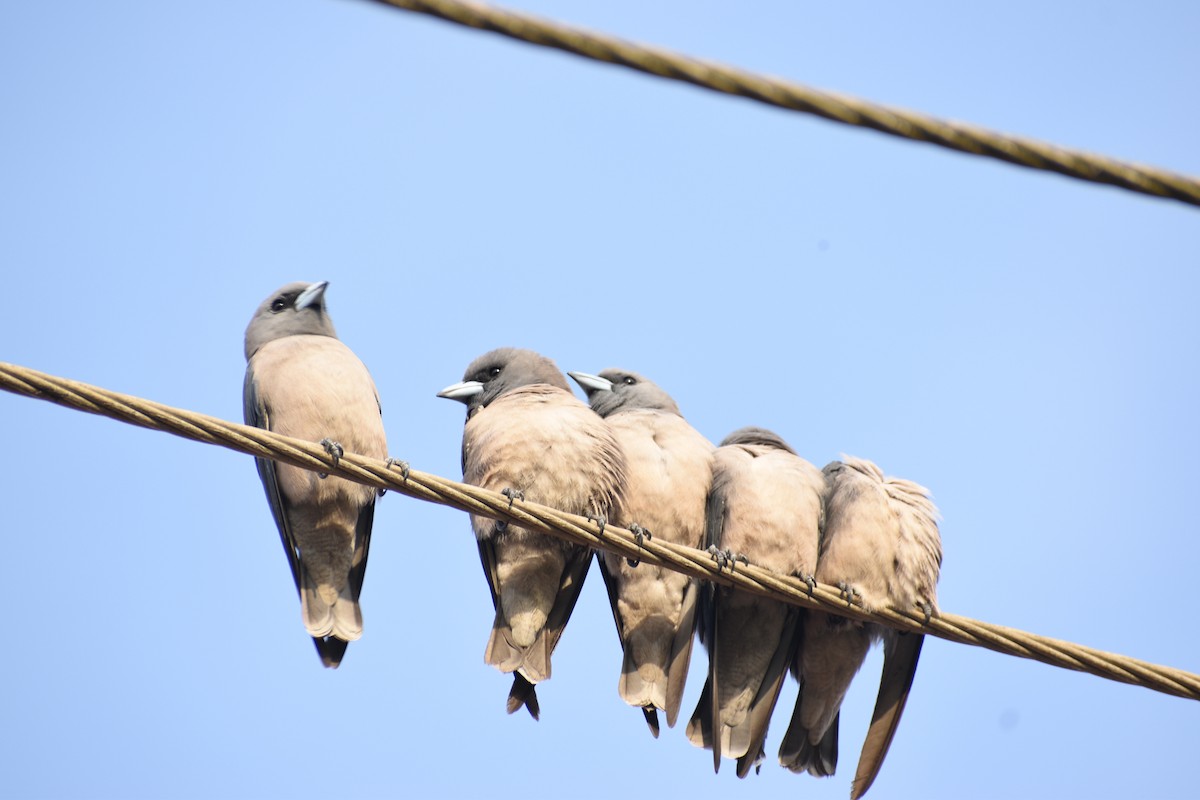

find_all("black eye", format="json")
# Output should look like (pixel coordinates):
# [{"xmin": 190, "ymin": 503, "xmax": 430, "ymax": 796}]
[
  {"xmin": 489, "ymin": 366, "xmax": 502, "ymax": 378},
  {"xmin": 623, "ymin": 376, "xmax": 636, "ymax": 385},
  {"xmin": 270, "ymin": 297, "xmax": 289, "ymax": 313}
]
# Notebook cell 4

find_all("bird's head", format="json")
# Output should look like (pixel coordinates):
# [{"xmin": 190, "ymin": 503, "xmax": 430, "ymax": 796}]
[
  {"xmin": 568, "ymin": 368, "xmax": 681, "ymax": 418},
  {"xmin": 244, "ymin": 281, "xmax": 337, "ymax": 360},
  {"xmin": 439, "ymin": 347, "xmax": 570, "ymax": 417}
]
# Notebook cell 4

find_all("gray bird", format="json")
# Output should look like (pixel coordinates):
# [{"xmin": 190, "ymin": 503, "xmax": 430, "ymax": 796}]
[
  {"xmin": 243, "ymin": 281, "xmax": 388, "ymax": 668},
  {"xmin": 778, "ymin": 455, "xmax": 941, "ymax": 799},
  {"xmin": 685, "ymin": 427, "xmax": 824, "ymax": 777},
  {"xmin": 568, "ymin": 369, "xmax": 714, "ymax": 738},
  {"xmin": 439, "ymin": 348, "xmax": 626, "ymax": 718}
]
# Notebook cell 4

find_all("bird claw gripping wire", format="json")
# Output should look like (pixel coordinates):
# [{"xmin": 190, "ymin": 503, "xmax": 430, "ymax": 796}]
[
  {"xmin": 837, "ymin": 581, "xmax": 863, "ymax": 607},
  {"xmin": 317, "ymin": 438, "xmax": 343, "ymax": 478},
  {"xmin": 707, "ymin": 545, "xmax": 749, "ymax": 573},
  {"xmin": 626, "ymin": 523, "xmax": 652, "ymax": 567},
  {"xmin": 587, "ymin": 513, "xmax": 608, "ymax": 537},
  {"xmin": 385, "ymin": 457, "xmax": 411, "ymax": 481},
  {"xmin": 378, "ymin": 457, "xmax": 410, "ymax": 496},
  {"xmin": 801, "ymin": 573, "xmax": 817, "ymax": 597},
  {"xmin": 494, "ymin": 487, "xmax": 525, "ymax": 533},
  {"xmin": 920, "ymin": 601, "xmax": 935, "ymax": 626},
  {"xmin": 501, "ymin": 487, "xmax": 524, "ymax": 508}
]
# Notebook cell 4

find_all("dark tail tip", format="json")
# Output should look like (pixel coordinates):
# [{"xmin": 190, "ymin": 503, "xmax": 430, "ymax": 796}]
[
  {"xmin": 507, "ymin": 674, "xmax": 540, "ymax": 720},
  {"xmin": 778, "ymin": 713, "xmax": 839, "ymax": 777},
  {"xmin": 735, "ymin": 745, "xmax": 765, "ymax": 779},
  {"xmin": 315, "ymin": 636, "xmax": 349, "ymax": 669},
  {"xmin": 642, "ymin": 706, "xmax": 661, "ymax": 739}
]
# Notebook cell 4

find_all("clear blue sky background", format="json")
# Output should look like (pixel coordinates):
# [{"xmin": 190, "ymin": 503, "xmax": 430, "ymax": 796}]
[{"xmin": 2, "ymin": 1, "xmax": 1197, "ymax": 797}]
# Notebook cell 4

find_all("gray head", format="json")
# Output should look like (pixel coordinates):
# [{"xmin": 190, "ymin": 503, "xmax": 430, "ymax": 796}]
[
  {"xmin": 244, "ymin": 281, "xmax": 337, "ymax": 360},
  {"xmin": 567, "ymin": 369, "xmax": 682, "ymax": 418},
  {"xmin": 437, "ymin": 347, "xmax": 570, "ymax": 416},
  {"xmin": 720, "ymin": 426, "xmax": 797, "ymax": 454}
]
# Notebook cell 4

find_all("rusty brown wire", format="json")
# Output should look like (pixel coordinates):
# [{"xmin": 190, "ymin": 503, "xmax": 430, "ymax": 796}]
[
  {"xmin": 359, "ymin": 0, "xmax": 1200, "ymax": 208},
  {"xmin": 1, "ymin": 359, "xmax": 1197, "ymax": 701}
]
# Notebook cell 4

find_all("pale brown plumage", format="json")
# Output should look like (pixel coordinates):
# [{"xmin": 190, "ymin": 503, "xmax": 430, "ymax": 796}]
[
  {"xmin": 779, "ymin": 455, "xmax": 941, "ymax": 799},
  {"xmin": 440, "ymin": 348, "xmax": 626, "ymax": 718},
  {"xmin": 569, "ymin": 369, "xmax": 714, "ymax": 737},
  {"xmin": 685, "ymin": 427, "xmax": 824, "ymax": 777},
  {"xmin": 243, "ymin": 281, "xmax": 388, "ymax": 668}
]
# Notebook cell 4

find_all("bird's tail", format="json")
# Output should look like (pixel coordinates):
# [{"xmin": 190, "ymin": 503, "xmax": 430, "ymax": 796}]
[
  {"xmin": 299, "ymin": 565, "xmax": 363, "ymax": 638},
  {"xmin": 485, "ymin": 615, "xmax": 552, "ymax": 683},
  {"xmin": 298, "ymin": 563, "xmax": 362, "ymax": 669},
  {"xmin": 313, "ymin": 636, "xmax": 349, "ymax": 669},
  {"xmin": 779, "ymin": 708, "xmax": 839, "ymax": 777},
  {"xmin": 506, "ymin": 673, "xmax": 541, "ymax": 720},
  {"xmin": 618, "ymin": 642, "xmax": 669, "ymax": 715}
]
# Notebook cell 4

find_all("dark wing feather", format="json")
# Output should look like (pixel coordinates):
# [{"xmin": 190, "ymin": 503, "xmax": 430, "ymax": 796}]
[
  {"xmin": 703, "ymin": 472, "xmax": 729, "ymax": 772},
  {"xmin": 735, "ymin": 605, "xmax": 802, "ymax": 778},
  {"xmin": 349, "ymin": 501, "xmax": 375, "ymax": 603},
  {"xmin": 596, "ymin": 556, "xmax": 627, "ymax": 649},
  {"xmin": 243, "ymin": 368, "xmax": 302, "ymax": 594},
  {"xmin": 476, "ymin": 535, "xmax": 502, "ymax": 613},
  {"xmin": 850, "ymin": 632, "xmax": 924, "ymax": 799},
  {"xmin": 663, "ymin": 577, "xmax": 699, "ymax": 730}
]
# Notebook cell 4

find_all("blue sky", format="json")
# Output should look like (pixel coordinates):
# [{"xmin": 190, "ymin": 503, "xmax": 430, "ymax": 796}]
[{"xmin": 2, "ymin": 1, "xmax": 1198, "ymax": 797}]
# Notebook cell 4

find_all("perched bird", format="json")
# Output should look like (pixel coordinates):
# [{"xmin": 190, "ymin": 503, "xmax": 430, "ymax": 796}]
[
  {"xmin": 686, "ymin": 427, "xmax": 824, "ymax": 777},
  {"xmin": 779, "ymin": 456, "xmax": 941, "ymax": 800},
  {"xmin": 568, "ymin": 369, "xmax": 714, "ymax": 737},
  {"xmin": 243, "ymin": 281, "xmax": 388, "ymax": 668},
  {"xmin": 439, "ymin": 348, "xmax": 626, "ymax": 718}
]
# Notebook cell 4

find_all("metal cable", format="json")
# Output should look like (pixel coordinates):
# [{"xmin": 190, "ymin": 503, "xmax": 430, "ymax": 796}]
[
  {"xmin": 360, "ymin": 0, "xmax": 1200, "ymax": 208},
  {"xmin": 1, "ymin": 360, "xmax": 1196, "ymax": 701}
]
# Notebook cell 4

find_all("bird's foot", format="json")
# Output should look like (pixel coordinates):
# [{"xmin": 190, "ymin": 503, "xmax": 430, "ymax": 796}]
[
  {"xmin": 378, "ymin": 457, "xmax": 411, "ymax": 496},
  {"xmin": 626, "ymin": 523, "xmax": 652, "ymax": 567},
  {"xmin": 501, "ymin": 487, "xmax": 524, "ymax": 509},
  {"xmin": 496, "ymin": 487, "xmax": 524, "ymax": 533},
  {"xmin": 920, "ymin": 601, "xmax": 935, "ymax": 625},
  {"xmin": 802, "ymin": 573, "xmax": 817, "ymax": 597},
  {"xmin": 317, "ymin": 438, "xmax": 344, "ymax": 478},
  {"xmin": 836, "ymin": 581, "xmax": 862, "ymax": 607},
  {"xmin": 708, "ymin": 546, "xmax": 748, "ymax": 572},
  {"xmin": 587, "ymin": 513, "xmax": 608, "ymax": 537}
]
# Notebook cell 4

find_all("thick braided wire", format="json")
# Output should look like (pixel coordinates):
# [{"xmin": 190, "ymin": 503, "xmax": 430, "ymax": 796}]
[
  {"xmin": 361, "ymin": 0, "xmax": 1200, "ymax": 208},
  {"xmin": 1, "ymin": 360, "xmax": 1197, "ymax": 701}
]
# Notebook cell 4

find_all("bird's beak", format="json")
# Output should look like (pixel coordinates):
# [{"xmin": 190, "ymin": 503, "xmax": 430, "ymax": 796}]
[
  {"xmin": 437, "ymin": 380, "xmax": 485, "ymax": 402},
  {"xmin": 568, "ymin": 371, "xmax": 613, "ymax": 394},
  {"xmin": 295, "ymin": 281, "xmax": 329, "ymax": 311}
]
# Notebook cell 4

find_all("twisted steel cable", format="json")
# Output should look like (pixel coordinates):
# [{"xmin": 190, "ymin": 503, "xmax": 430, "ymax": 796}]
[
  {"xmin": 361, "ymin": 0, "xmax": 1200, "ymax": 208},
  {"xmin": 1, "ymin": 360, "xmax": 1196, "ymax": 701}
]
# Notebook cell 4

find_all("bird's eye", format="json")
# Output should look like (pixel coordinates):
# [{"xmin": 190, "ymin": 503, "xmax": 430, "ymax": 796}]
[
  {"xmin": 489, "ymin": 366, "xmax": 502, "ymax": 378},
  {"xmin": 623, "ymin": 376, "xmax": 636, "ymax": 385},
  {"xmin": 270, "ymin": 298, "xmax": 288, "ymax": 313}
]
